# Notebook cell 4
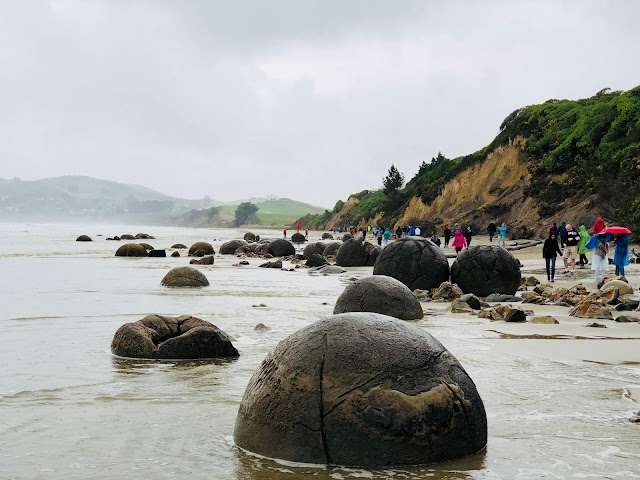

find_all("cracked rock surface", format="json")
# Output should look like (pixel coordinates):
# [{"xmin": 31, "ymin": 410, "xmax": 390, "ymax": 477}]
[
  {"xmin": 450, "ymin": 245, "xmax": 521, "ymax": 297},
  {"xmin": 234, "ymin": 312, "xmax": 487, "ymax": 467},
  {"xmin": 111, "ymin": 314, "xmax": 239, "ymax": 359},
  {"xmin": 335, "ymin": 239, "xmax": 370, "ymax": 267},
  {"xmin": 161, "ymin": 266, "xmax": 209, "ymax": 287},
  {"xmin": 333, "ymin": 275, "xmax": 424, "ymax": 320},
  {"xmin": 188, "ymin": 242, "xmax": 215, "ymax": 256},
  {"xmin": 373, "ymin": 238, "xmax": 449, "ymax": 290}
]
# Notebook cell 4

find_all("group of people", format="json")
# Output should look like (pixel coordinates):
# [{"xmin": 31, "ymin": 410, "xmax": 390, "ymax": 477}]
[{"xmin": 542, "ymin": 216, "xmax": 631, "ymax": 282}]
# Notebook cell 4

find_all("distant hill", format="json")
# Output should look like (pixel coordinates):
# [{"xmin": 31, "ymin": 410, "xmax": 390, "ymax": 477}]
[
  {"xmin": 176, "ymin": 198, "xmax": 327, "ymax": 228},
  {"xmin": 0, "ymin": 175, "xmax": 219, "ymax": 223},
  {"xmin": 300, "ymin": 86, "xmax": 640, "ymax": 239}
]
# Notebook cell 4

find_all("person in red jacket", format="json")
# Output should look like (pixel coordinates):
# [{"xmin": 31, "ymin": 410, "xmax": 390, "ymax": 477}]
[
  {"xmin": 451, "ymin": 229, "xmax": 467, "ymax": 255},
  {"xmin": 592, "ymin": 216, "xmax": 605, "ymax": 234}
]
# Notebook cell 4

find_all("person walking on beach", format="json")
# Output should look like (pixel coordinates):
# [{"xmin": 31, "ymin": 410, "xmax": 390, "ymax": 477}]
[
  {"xmin": 451, "ymin": 229, "xmax": 467, "ymax": 255},
  {"xmin": 592, "ymin": 234, "xmax": 609, "ymax": 282},
  {"xmin": 497, "ymin": 222, "xmax": 507, "ymax": 246},
  {"xmin": 443, "ymin": 227, "xmax": 451, "ymax": 247},
  {"xmin": 383, "ymin": 227, "xmax": 391, "ymax": 246},
  {"xmin": 464, "ymin": 226, "xmax": 473, "ymax": 247},
  {"xmin": 549, "ymin": 222, "xmax": 559, "ymax": 237},
  {"xmin": 542, "ymin": 232, "xmax": 563, "ymax": 282},
  {"xmin": 577, "ymin": 225, "xmax": 590, "ymax": 266},
  {"xmin": 376, "ymin": 228, "xmax": 383, "ymax": 246},
  {"xmin": 415, "ymin": 226, "xmax": 421, "ymax": 236},
  {"xmin": 487, "ymin": 222, "xmax": 496, "ymax": 242},
  {"xmin": 395, "ymin": 226, "xmax": 402, "ymax": 239},
  {"xmin": 559, "ymin": 222, "xmax": 568, "ymax": 247},
  {"xmin": 592, "ymin": 216, "xmax": 606, "ymax": 235},
  {"xmin": 613, "ymin": 234, "xmax": 630, "ymax": 277},
  {"xmin": 283, "ymin": 228, "xmax": 287, "ymax": 238},
  {"xmin": 562, "ymin": 224, "xmax": 580, "ymax": 274}
]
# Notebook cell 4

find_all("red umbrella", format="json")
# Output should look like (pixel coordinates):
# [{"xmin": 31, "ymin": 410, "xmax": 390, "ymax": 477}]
[{"xmin": 600, "ymin": 226, "xmax": 632, "ymax": 234}]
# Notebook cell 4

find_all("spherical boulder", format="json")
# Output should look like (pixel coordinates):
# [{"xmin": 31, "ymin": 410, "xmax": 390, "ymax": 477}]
[
  {"xmin": 366, "ymin": 245, "xmax": 382, "ymax": 266},
  {"xmin": 306, "ymin": 254, "xmax": 328, "ymax": 267},
  {"xmin": 322, "ymin": 233, "xmax": 334, "ymax": 240},
  {"xmin": 244, "ymin": 232, "xmax": 257, "ymax": 242},
  {"xmin": 373, "ymin": 237, "xmax": 449, "ymax": 290},
  {"xmin": 219, "ymin": 240, "xmax": 248, "ymax": 255},
  {"xmin": 161, "ymin": 267, "xmax": 209, "ymax": 287},
  {"xmin": 120, "ymin": 234, "xmax": 135, "ymax": 240},
  {"xmin": 342, "ymin": 233, "xmax": 353, "ymax": 242},
  {"xmin": 333, "ymin": 275, "xmax": 423, "ymax": 320},
  {"xmin": 188, "ymin": 241, "xmax": 215, "ymax": 256},
  {"xmin": 267, "ymin": 239, "xmax": 295, "ymax": 257},
  {"xmin": 291, "ymin": 232, "xmax": 306, "ymax": 243},
  {"xmin": 450, "ymin": 245, "xmax": 521, "ymax": 297},
  {"xmin": 171, "ymin": 243, "xmax": 187, "ymax": 249},
  {"xmin": 303, "ymin": 242, "xmax": 327, "ymax": 259},
  {"xmin": 135, "ymin": 233, "xmax": 153, "ymax": 239},
  {"xmin": 234, "ymin": 312, "xmax": 487, "ymax": 467},
  {"xmin": 111, "ymin": 315, "xmax": 238, "ymax": 360},
  {"xmin": 115, "ymin": 243, "xmax": 148, "ymax": 257},
  {"xmin": 76, "ymin": 235, "xmax": 92, "ymax": 242},
  {"xmin": 601, "ymin": 280, "xmax": 633, "ymax": 295},
  {"xmin": 336, "ymin": 239, "xmax": 369, "ymax": 267},
  {"xmin": 323, "ymin": 242, "xmax": 341, "ymax": 257},
  {"xmin": 171, "ymin": 251, "xmax": 180, "ymax": 257}
]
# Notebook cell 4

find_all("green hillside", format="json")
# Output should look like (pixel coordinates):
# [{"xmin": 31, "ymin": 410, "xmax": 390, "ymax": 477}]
[{"xmin": 301, "ymin": 86, "xmax": 640, "ymax": 236}]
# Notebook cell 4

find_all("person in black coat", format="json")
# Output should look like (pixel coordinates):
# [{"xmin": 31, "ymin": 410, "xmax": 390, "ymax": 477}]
[
  {"xmin": 487, "ymin": 222, "xmax": 497, "ymax": 242},
  {"xmin": 443, "ymin": 227, "xmax": 452, "ymax": 248},
  {"xmin": 542, "ymin": 232, "xmax": 563, "ymax": 282},
  {"xmin": 464, "ymin": 226, "xmax": 473, "ymax": 247}
]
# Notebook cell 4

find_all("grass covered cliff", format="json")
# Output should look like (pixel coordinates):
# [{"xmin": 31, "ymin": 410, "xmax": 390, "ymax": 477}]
[{"xmin": 300, "ymin": 86, "xmax": 640, "ymax": 238}]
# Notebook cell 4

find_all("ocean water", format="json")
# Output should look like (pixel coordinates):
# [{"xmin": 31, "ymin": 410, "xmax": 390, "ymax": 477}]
[{"xmin": 1, "ymin": 223, "xmax": 639, "ymax": 480}]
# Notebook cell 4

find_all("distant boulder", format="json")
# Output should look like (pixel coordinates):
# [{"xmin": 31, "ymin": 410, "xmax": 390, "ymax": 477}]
[
  {"xmin": 111, "ymin": 314, "xmax": 238, "ymax": 360},
  {"xmin": 305, "ymin": 254, "xmax": 328, "ymax": 267},
  {"xmin": 267, "ymin": 239, "xmax": 295, "ymax": 257},
  {"xmin": 366, "ymin": 246, "xmax": 382, "ymax": 266},
  {"xmin": 115, "ymin": 243, "xmax": 148, "ymax": 257},
  {"xmin": 120, "ymin": 234, "xmax": 135, "ymax": 240},
  {"xmin": 450, "ymin": 246, "xmax": 521, "ymax": 297},
  {"xmin": 188, "ymin": 242, "xmax": 215, "ymax": 256},
  {"xmin": 161, "ymin": 267, "xmax": 209, "ymax": 287},
  {"xmin": 244, "ymin": 232, "xmax": 257, "ymax": 242},
  {"xmin": 135, "ymin": 233, "xmax": 154, "ymax": 239},
  {"xmin": 291, "ymin": 232, "xmax": 306, "ymax": 243},
  {"xmin": 303, "ymin": 242, "xmax": 327, "ymax": 259},
  {"xmin": 190, "ymin": 255, "xmax": 214, "ymax": 265},
  {"xmin": 373, "ymin": 237, "xmax": 449, "ymax": 290},
  {"xmin": 76, "ymin": 235, "xmax": 92, "ymax": 242},
  {"xmin": 342, "ymin": 233, "xmax": 353, "ymax": 242},
  {"xmin": 322, "ymin": 233, "xmax": 334, "ymax": 240},
  {"xmin": 219, "ymin": 240, "xmax": 248, "ymax": 255},
  {"xmin": 138, "ymin": 243, "xmax": 154, "ymax": 250},
  {"xmin": 148, "ymin": 249, "xmax": 166, "ymax": 257},
  {"xmin": 171, "ymin": 243, "xmax": 187, "ymax": 249},
  {"xmin": 323, "ymin": 242, "xmax": 341, "ymax": 258},
  {"xmin": 171, "ymin": 251, "xmax": 180, "ymax": 257},
  {"xmin": 333, "ymin": 275, "xmax": 424, "ymax": 320}
]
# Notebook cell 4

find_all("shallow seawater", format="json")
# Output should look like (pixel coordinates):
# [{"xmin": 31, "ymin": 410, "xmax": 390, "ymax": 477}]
[{"xmin": 1, "ymin": 224, "xmax": 640, "ymax": 479}]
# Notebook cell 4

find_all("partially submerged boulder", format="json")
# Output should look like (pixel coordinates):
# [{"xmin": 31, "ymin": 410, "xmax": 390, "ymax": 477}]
[
  {"xmin": 115, "ymin": 243, "xmax": 148, "ymax": 257},
  {"xmin": 111, "ymin": 315, "xmax": 238, "ymax": 359},
  {"xmin": 148, "ymin": 249, "xmax": 166, "ymax": 258},
  {"xmin": 189, "ymin": 242, "xmax": 215, "ymax": 256},
  {"xmin": 267, "ymin": 239, "xmax": 295, "ymax": 257},
  {"xmin": 306, "ymin": 254, "xmax": 328, "ymax": 267},
  {"xmin": 234, "ymin": 313, "xmax": 487, "ymax": 467},
  {"xmin": 333, "ymin": 275, "xmax": 424, "ymax": 320},
  {"xmin": 190, "ymin": 255, "xmax": 214, "ymax": 265},
  {"xmin": 161, "ymin": 267, "xmax": 209, "ymax": 287},
  {"xmin": 373, "ymin": 237, "xmax": 449, "ymax": 290},
  {"xmin": 171, "ymin": 243, "xmax": 187, "ymax": 249},
  {"xmin": 450, "ymin": 246, "xmax": 521, "ymax": 297},
  {"xmin": 76, "ymin": 235, "xmax": 92, "ymax": 242}
]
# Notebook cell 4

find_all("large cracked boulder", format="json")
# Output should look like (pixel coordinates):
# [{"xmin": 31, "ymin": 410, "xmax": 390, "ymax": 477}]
[
  {"xmin": 234, "ymin": 313, "xmax": 487, "ymax": 467},
  {"xmin": 115, "ymin": 243, "xmax": 148, "ymax": 257},
  {"xmin": 303, "ymin": 242, "xmax": 327, "ymax": 259},
  {"xmin": 336, "ymin": 239, "xmax": 370, "ymax": 267},
  {"xmin": 450, "ymin": 246, "xmax": 521, "ymax": 297},
  {"xmin": 333, "ymin": 275, "xmax": 423, "ymax": 320},
  {"xmin": 161, "ymin": 266, "xmax": 209, "ymax": 287},
  {"xmin": 188, "ymin": 242, "xmax": 215, "ymax": 256},
  {"xmin": 267, "ymin": 239, "xmax": 295, "ymax": 257},
  {"xmin": 111, "ymin": 315, "xmax": 238, "ymax": 359},
  {"xmin": 372, "ymin": 237, "xmax": 449, "ymax": 290}
]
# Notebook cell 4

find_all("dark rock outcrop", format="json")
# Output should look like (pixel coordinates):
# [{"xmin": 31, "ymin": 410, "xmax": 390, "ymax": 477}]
[
  {"xmin": 234, "ymin": 313, "xmax": 487, "ymax": 467},
  {"xmin": 188, "ymin": 242, "xmax": 215, "ymax": 256},
  {"xmin": 342, "ymin": 233, "xmax": 354, "ymax": 242},
  {"xmin": 171, "ymin": 243, "xmax": 187, "ymax": 249},
  {"xmin": 115, "ymin": 243, "xmax": 148, "ymax": 257},
  {"xmin": 111, "ymin": 315, "xmax": 238, "ymax": 359},
  {"xmin": 366, "ymin": 246, "xmax": 382, "ymax": 266},
  {"xmin": 306, "ymin": 254, "xmax": 328, "ymax": 267},
  {"xmin": 336, "ymin": 239, "xmax": 370, "ymax": 267},
  {"xmin": 372, "ymin": 237, "xmax": 450, "ymax": 290},
  {"xmin": 219, "ymin": 239, "xmax": 248, "ymax": 254},
  {"xmin": 323, "ymin": 242, "xmax": 341, "ymax": 258},
  {"xmin": 171, "ymin": 251, "xmax": 180, "ymax": 257},
  {"xmin": 76, "ymin": 235, "xmax": 92, "ymax": 242},
  {"xmin": 190, "ymin": 255, "xmax": 214, "ymax": 265},
  {"xmin": 148, "ymin": 249, "xmax": 166, "ymax": 257},
  {"xmin": 267, "ymin": 239, "xmax": 295, "ymax": 257},
  {"xmin": 120, "ymin": 234, "xmax": 135, "ymax": 240},
  {"xmin": 303, "ymin": 242, "xmax": 327, "ymax": 259},
  {"xmin": 244, "ymin": 232, "xmax": 257, "ymax": 242},
  {"xmin": 333, "ymin": 276, "xmax": 424, "ymax": 320},
  {"xmin": 322, "ymin": 233, "xmax": 334, "ymax": 240},
  {"xmin": 450, "ymin": 246, "xmax": 521, "ymax": 297},
  {"xmin": 161, "ymin": 267, "xmax": 209, "ymax": 287}
]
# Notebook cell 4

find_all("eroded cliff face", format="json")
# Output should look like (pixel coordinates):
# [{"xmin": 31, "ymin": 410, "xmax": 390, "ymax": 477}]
[{"xmin": 398, "ymin": 138, "xmax": 535, "ymax": 231}]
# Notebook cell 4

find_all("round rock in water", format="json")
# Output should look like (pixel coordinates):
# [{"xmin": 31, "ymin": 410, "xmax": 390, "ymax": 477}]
[
  {"xmin": 111, "ymin": 314, "xmax": 238, "ymax": 359},
  {"xmin": 303, "ymin": 242, "xmax": 327, "ymax": 259},
  {"xmin": 451, "ymin": 245, "xmax": 521, "ymax": 297},
  {"xmin": 172, "ymin": 243, "xmax": 187, "ymax": 249},
  {"xmin": 234, "ymin": 312, "xmax": 487, "ymax": 467},
  {"xmin": 219, "ymin": 239, "xmax": 247, "ymax": 254},
  {"xmin": 333, "ymin": 275, "xmax": 423, "ymax": 320},
  {"xmin": 336, "ymin": 238, "xmax": 369, "ymax": 267},
  {"xmin": 115, "ymin": 243, "xmax": 148, "ymax": 257},
  {"xmin": 76, "ymin": 235, "xmax": 92, "ymax": 242},
  {"xmin": 161, "ymin": 266, "xmax": 209, "ymax": 287},
  {"xmin": 373, "ymin": 237, "xmax": 449, "ymax": 290},
  {"xmin": 188, "ymin": 241, "xmax": 215, "ymax": 256},
  {"xmin": 267, "ymin": 239, "xmax": 295, "ymax": 257},
  {"xmin": 291, "ymin": 232, "xmax": 306, "ymax": 243},
  {"xmin": 322, "ymin": 233, "xmax": 334, "ymax": 240}
]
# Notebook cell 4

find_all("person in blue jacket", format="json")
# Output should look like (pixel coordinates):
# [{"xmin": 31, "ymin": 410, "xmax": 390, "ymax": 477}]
[
  {"xmin": 497, "ymin": 222, "xmax": 508, "ymax": 246},
  {"xmin": 613, "ymin": 234, "xmax": 630, "ymax": 276},
  {"xmin": 383, "ymin": 227, "xmax": 391, "ymax": 246}
]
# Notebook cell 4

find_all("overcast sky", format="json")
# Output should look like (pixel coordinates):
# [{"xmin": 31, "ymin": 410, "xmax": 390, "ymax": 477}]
[{"xmin": 2, "ymin": 1, "xmax": 639, "ymax": 208}]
